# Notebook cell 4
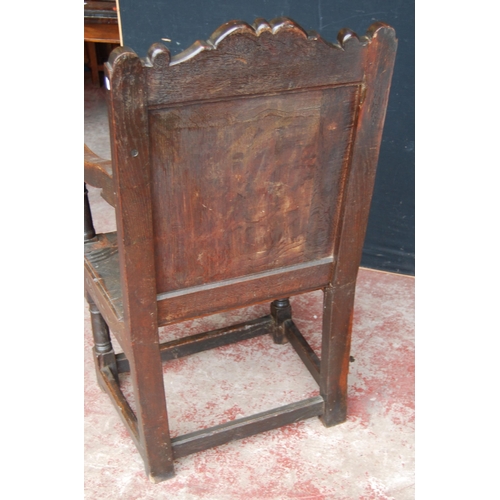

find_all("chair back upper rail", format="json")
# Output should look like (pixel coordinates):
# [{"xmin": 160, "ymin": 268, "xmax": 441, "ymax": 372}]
[
  {"xmin": 104, "ymin": 18, "xmax": 397, "ymax": 324},
  {"xmin": 143, "ymin": 18, "xmax": 365, "ymax": 108}
]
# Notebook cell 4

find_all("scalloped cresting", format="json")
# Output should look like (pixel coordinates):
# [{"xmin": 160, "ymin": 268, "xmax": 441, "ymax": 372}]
[{"xmin": 135, "ymin": 17, "xmax": 395, "ymax": 68}]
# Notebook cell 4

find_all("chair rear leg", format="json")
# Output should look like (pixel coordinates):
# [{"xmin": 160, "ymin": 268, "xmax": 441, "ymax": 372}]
[
  {"xmin": 319, "ymin": 285, "xmax": 354, "ymax": 427},
  {"xmin": 127, "ymin": 344, "xmax": 175, "ymax": 482}
]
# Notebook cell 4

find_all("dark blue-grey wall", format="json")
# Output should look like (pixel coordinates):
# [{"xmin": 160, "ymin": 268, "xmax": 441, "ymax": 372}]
[{"xmin": 118, "ymin": 0, "xmax": 415, "ymax": 275}]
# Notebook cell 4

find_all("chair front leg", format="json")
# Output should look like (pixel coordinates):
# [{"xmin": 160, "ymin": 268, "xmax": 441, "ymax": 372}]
[
  {"xmin": 270, "ymin": 298, "xmax": 291, "ymax": 344},
  {"xmin": 87, "ymin": 294, "xmax": 118, "ymax": 384}
]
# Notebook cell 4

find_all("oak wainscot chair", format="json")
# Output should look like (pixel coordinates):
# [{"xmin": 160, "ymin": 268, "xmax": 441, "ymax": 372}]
[{"xmin": 84, "ymin": 17, "xmax": 397, "ymax": 482}]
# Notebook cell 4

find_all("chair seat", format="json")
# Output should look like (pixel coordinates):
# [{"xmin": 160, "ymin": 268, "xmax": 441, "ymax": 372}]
[{"xmin": 84, "ymin": 232, "xmax": 124, "ymax": 325}]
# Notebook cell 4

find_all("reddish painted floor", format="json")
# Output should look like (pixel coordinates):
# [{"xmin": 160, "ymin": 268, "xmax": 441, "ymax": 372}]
[{"xmin": 84, "ymin": 76, "xmax": 415, "ymax": 499}]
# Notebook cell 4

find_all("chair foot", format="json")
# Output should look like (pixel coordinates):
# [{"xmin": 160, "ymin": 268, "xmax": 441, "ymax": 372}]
[
  {"xmin": 270, "ymin": 298, "xmax": 291, "ymax": 344},
  {"xmin": 148, "ymin": 468, "xmax": 176, "ymax": 484},
  {"xmin": 319, "ymin": 405, "xmax": 347, "ymax": 428}
]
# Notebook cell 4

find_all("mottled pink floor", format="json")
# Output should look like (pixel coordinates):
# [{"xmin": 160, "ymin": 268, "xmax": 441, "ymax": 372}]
[{"xmin": 84, "ymin": 77, "xmax": 415, "ymax": 499}]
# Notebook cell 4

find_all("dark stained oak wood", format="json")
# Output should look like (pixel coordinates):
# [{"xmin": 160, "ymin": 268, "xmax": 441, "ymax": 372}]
[
  {"xmin": 270, "ymin": 298, "xmax": 291, "ymax": 344},
  {"xmin": 105, "ymin": 48, "xmax": 175, "ymax": 482},
  {"xmin": 319, "ymin": 24, "xmax": 397, "ymax": 427},
  {"xmin": 84, "ymin": 17, "xmax": 397, "ymax": 482},
  {"xmin": 87, "ymin": 294, "xmax": 118, "ymax": 382},
  {"xmin": 100, "ymin": 366, "xmax": 139, "ymax": 444},
  {"xmin": 156, "ymin": 257, "xmax": 332, "ymax": 325},
  {"xmin": 149, "ymin": 86, "xmax": 359, "ymax": 294},
  {"xmin": 84, "ymin": 232, "xmax": 125, "ymax": 348},
  {"xmin": 84, "ymin": 183, "xmax": 96, "ymax": 241},
  {"xmin": 145, "ymin": 19, "xmax": 365, "ymax": 107},
  {"xmin": 171, "ymin": 396, "xmax": 324, "ymax": 459},
  {"xmin": 285, "ymin": 320, "xmax": 321, "ymax": 385},
  {"xmin": 115, "ymin": 315, "xmax": 273, "ymax": 374}
]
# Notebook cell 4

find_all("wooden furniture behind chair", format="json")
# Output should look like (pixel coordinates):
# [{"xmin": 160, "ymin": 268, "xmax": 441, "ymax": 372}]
[
  {"xmin": 84, "ymin": 17, "xmax": 397, "ymax": 482},
  {"xmin": 84, "ymin": 1, "xmax": 120, "ymax": 85}
]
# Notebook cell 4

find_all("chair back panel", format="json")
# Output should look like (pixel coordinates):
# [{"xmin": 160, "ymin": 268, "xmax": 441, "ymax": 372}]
[{"xmin": 149, "ymin": 84, "xmax": 361, "ymax": 293}]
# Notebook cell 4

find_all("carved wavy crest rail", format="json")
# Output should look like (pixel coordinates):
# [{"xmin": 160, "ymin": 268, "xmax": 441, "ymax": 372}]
[{"xmin": 105, "ymin": 17, "xmax": 396, "ymax": 108}]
